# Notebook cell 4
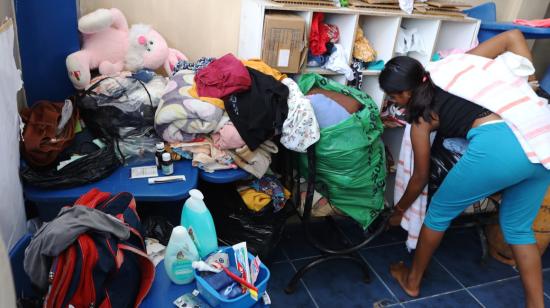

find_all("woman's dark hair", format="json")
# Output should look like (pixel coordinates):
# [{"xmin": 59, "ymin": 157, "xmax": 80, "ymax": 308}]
[{"xmin": 379, "ymin": 56, "xmax": 436, "ymax": 124}]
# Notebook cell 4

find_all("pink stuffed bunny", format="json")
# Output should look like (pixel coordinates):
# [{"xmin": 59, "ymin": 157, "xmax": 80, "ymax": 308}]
[{"xmin": 66, "ymin": 8, "xmax": 187, "ymax": 89}]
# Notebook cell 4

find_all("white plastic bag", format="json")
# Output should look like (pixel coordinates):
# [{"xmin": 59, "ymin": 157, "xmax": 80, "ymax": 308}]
[{"xmin": 395, "ymin": 27, "xmax": 427, "ymax": 55}]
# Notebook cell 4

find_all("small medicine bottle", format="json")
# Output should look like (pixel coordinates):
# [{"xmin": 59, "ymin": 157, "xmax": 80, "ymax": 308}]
[
  {"xmin": 161, "ymin": 152, "xmax": 174, "ymax": 175},
  {"xmin": 155, "ymin": 142, "xmax": 165, "ymax": 168}
]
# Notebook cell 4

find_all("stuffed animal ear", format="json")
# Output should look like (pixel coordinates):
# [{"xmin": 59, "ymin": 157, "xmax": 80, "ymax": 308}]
[
  {"xmin": 163, "ymin": 48, "xmax": 188, "ymax": 75},
  {"xmin": 66, "ymin": 51, "xmax": 92, "ymax": 90}
]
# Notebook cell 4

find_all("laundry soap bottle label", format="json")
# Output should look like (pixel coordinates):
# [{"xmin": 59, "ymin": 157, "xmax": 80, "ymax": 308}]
[{"xmin": 172, "ymin": 250, "xmax": 193, "ymax": 279}]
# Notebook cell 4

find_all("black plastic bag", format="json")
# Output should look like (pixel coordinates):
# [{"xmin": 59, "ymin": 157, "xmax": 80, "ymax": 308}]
[
  {"xmin": 143, "ymin": 216, "xmax": 175, "ymax": 246},
  {"xmin": 199, "ymin": 182, "xmax": 292, "ymax": 261},
  {"xmin": 21, "ymin": 142, "xmax": 120, "ymax": 189},
  {"xmin": 428, "ymin": 136, "xmax": 463, "ymax": 199}
]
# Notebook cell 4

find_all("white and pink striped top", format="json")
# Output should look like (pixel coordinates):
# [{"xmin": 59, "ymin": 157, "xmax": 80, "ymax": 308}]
[{"xmin": 427, "ymin": 52, "xmax": 550, "ymax": 169}]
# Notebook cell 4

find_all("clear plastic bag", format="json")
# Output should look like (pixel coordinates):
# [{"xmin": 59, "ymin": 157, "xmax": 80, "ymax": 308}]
[{"xmin": 115, "ymin": 126, "xmax": 162, "ymax": 166}]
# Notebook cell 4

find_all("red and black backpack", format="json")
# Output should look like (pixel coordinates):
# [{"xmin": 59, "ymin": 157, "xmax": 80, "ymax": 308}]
[{"xmin": 44, "ymin": 189, "xmax": 155, "ymax": 308}]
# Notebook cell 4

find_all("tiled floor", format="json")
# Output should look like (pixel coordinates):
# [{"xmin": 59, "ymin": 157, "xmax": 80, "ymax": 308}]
[{"xmin": 265, "ymin": 219, "xmax": 550, "ymax": 307}]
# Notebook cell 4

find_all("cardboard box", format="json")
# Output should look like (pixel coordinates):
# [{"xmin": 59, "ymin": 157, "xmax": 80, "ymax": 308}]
[{"xmin": 261, "ymin": 13, "xmax": 307, "ymax": 74}]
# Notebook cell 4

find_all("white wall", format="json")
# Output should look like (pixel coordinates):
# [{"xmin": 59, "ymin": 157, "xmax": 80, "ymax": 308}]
[
  {"xmin": 79, "ymin": 0, "xmax": 242, "ymax": 61},
  {"xmin": 0, "ymin": 17, "xmax": 26, "ymax": 250}
]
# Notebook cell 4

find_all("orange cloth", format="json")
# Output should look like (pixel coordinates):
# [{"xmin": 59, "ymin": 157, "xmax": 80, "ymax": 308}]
[
  {"xmin": 239, "ymin": 187, "xmax": 291, "ymax": 212},
  {"xmin": 188, "ymin": 84, "xmax": 225, "ymax": 110},
  {"xmin": 242, "ymin": 59, "xmax": 287, "ymax": 81}
]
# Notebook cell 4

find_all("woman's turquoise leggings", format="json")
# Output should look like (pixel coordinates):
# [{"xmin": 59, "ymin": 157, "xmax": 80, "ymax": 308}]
[{"xmin": 424, "ymin": 122, "xmax": 550, "ymax": 245}]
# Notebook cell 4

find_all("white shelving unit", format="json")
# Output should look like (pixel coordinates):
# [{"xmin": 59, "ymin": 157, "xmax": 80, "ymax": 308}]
[{"xmin": 238, "ymin": 0, "xmax": 480, "ymax": 204}]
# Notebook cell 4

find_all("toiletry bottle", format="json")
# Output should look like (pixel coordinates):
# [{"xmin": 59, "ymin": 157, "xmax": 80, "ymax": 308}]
[
  {"xmin": 181, "ymin": 189, "xmax": 218, "ymax": 259},
  {"xmin": 155, "ymin": 142, "xmax": 165, "ymax": 168},
  {"xmin": 161, "ymin": 152, "xmax": 174, "ymax": 175},
  {"xmin": 164, "ymin": 226, "xmax": 199, "ymax": 285}
]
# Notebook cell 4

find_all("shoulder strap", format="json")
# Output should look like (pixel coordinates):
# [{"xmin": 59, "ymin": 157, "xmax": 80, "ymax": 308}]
[{"xmin": 74, "ymin": 188, "xmax": 112, "ymax": 209}]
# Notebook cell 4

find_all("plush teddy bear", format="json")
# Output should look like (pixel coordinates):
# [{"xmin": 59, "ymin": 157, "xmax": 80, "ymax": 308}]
[{"xmin": 66, "ymin": 8, "xmax": 187, "ymax": 89}]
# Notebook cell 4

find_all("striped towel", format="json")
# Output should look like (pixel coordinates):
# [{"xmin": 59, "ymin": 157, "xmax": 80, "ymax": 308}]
[
  {"xmin": 395, "ymin": 124, "xmax": 432, "ymax": 250},
  {"xmin": 427, "ymin": 52, "xmax": 550, "ymax": 169}
]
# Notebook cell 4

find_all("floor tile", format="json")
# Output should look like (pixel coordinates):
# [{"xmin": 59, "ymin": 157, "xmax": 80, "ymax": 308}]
[
  {"xmin": 469, "ymin": 277, "xmax": 550, "ymax": 307},
  {"xmin": 339, "ymin": 218, "xmax": 407, "ymax": 249},
  {"xmin": 364, "ymin": 227, "xmax": 408, "ymax": 248},
  {"xmin": 542, "ymin": 249, "xmax": 550, "ymax": 269},
  {"xmin": 435, "ymin": 227, "xmax": 517, "ymax": 287},
  {"xmin": 292, "ymin": 257, "xmax": 398, "ymax": 307},
  {"xmin": 543, "ymin": 270, "xmax": 550, "ymax": 295},
  {"xmin": 267, "ymin": 262, "xmax": 316, "ymax": 308},
  {"xmin": 281, "ymin": 220, "xmax": 348, "ymax": 261},
  {"xmin": 403, "ymin": 290, "xmax": 481, "ymax": 308},
  {"xmin": 362, "ymin": 243, "xmax": 462, "ymax": 302},
  {"xmin": 268, "ymin": 243, "xmax": 287, "ymax": 264}
]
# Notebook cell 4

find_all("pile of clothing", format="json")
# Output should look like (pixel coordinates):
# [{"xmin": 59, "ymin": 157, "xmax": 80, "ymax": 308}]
[
  {"xmin": 307, "ymin": 13, "xmax": 354, "ymax": 81},
  {"xmin": 155, "ymin": 55, "xmax": 386, "ymax": 228},
  {"xmin": 155, "ymin": 53, "xmax": 321, "ymax": 179}
]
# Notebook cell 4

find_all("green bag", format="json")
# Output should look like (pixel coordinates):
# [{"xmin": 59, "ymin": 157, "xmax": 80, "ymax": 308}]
[{"xmin": 298, "ymin": 73, "xmax": 386, "ymax": 228}]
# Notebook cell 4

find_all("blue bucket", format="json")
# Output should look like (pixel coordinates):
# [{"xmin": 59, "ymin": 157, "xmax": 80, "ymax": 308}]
[{"xmin": 194, "ymin": 247, "xmax": 270, "ymax": 308}]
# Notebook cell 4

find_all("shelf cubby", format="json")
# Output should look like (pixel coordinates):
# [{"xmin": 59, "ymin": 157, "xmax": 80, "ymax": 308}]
[{"xmin": 396, "ymin": 18, "xmax": 441, "ymax": 66}]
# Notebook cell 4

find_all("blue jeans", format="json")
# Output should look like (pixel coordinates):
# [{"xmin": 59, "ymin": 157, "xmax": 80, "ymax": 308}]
[{"xmin": 424, "ymin": 122, "xmax": 550, "ymax": 245}]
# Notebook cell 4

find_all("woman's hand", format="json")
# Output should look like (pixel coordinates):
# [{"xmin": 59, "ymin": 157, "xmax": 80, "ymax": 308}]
[
  {"xmin": 389, "ymin": 205, "xmax": 405, "ymax": 227},
  {"xmin": 389, "ymin": 210, "xmax": 403, "ymax": 227}
]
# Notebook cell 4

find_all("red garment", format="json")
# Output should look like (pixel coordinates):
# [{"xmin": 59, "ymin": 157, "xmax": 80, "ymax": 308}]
[
  {"xmin": 194, "ymin": 53, "xmax": 252, "ymax": 98},
  {"xmin": 514, "ymin": 18, "xmax": 550, "ymax": 28},
  {"xmin": 309, "ymin": 13, "xmax": 330, "ymax": 56},
  {"xmin": 324, "ymin": 24, "xmax": 340, "ymax": 43}
]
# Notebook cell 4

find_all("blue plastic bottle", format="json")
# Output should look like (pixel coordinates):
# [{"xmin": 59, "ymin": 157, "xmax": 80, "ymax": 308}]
[
  {"xmin": 164, "ymin": 226, "xmax": 199, "ymax": 284},
  {"xmin": 181, "ymin": 189, "xmax": 219, "ymax": 259}
]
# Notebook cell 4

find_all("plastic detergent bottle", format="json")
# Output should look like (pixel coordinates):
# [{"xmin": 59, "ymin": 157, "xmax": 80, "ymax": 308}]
[
  {"xmin": 180, "ymin": 189, "xmax": 218, "ymax": 259},
  {"xmin": 164, "ymin": 226, "xmax": 199, "ymax": 284}
]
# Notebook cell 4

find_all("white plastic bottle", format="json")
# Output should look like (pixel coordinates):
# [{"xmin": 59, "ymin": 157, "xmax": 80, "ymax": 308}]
[
  {"xmin": 164, "ymin": 226, "xmax": 199, "ymax": 285},
  {"xmin": 181, "ymin": 189, "xmax": 219, "ymax": 259}
]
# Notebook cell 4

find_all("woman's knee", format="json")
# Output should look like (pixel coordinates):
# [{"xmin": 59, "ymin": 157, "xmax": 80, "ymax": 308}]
[{"xmin": 504, "ymin": 29, "xmax": 525, "ymax": 44}]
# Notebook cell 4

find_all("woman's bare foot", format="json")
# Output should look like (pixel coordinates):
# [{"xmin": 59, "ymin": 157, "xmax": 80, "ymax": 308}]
[{"xmin": 390, "ymin": 261, "xmax": 420, "ymax": 297}]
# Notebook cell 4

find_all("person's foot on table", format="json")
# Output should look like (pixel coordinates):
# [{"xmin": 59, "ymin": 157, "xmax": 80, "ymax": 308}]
[{"xmin": 390, "ymin": 261, "xmax": 420, "ymax": 297}]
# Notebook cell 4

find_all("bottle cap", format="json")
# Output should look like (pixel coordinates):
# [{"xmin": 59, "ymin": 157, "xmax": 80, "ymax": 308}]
[
  {"xmin": 189, "ymin": 189, "xmax": 204, "ymax": 200},
  {"xmin": 172, "ymin": 225, "xmax": 185, "ymax": 236},
  {"xmin": 156, "ymin": 142, "xmax": 165, "ymax": 151},
  {"xmin": 162, "ymin": 152, "xmax": 171, "ymax": 162}
]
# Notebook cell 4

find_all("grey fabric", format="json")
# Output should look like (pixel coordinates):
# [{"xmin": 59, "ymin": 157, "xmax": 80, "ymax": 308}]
[{"xmin": 24, "ymin": 206, "xmax": 130, "ymax": 289}]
